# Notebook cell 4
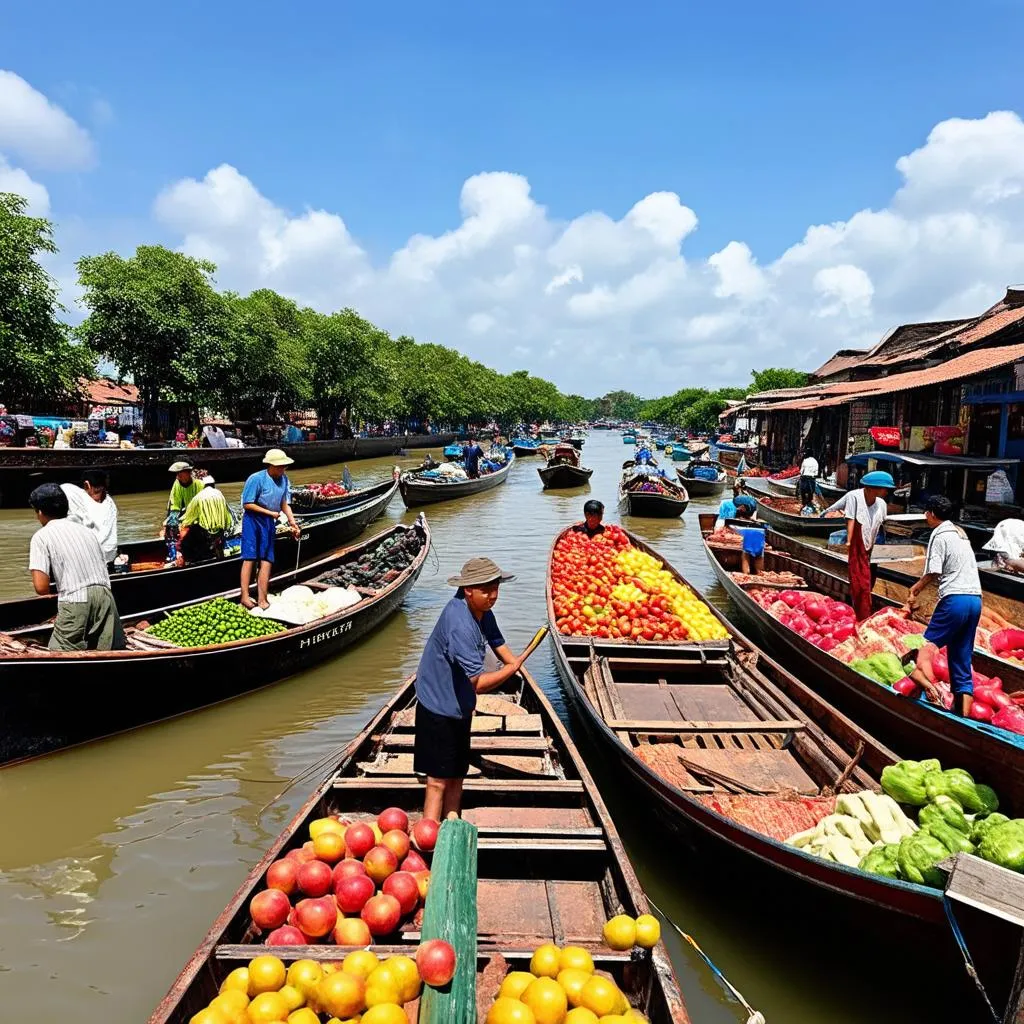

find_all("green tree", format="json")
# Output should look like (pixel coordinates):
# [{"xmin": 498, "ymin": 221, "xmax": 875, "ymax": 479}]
[
  {"xmin": 76, "ymin": 245, "xmax": 233, "ymax": 435},
  {"xmin": 599, "ymin": 390, "xmax": 643, "ymax": 421},
  {"xmin": 0, "ymin": 192, "xmax": 94, "ymax": 407},
  {"xmin": 750, "ymin": 367, "xmax": 808, "ymax": 393}
]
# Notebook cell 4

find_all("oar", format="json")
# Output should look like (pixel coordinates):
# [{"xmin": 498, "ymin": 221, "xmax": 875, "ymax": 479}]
[
  {"xmin": 646, "ymin": 897, "xmax": 766, "ymax": 1024},
  {"xmin": 519, "ymin": 626, "xmax": 549, "ymax": 663}
]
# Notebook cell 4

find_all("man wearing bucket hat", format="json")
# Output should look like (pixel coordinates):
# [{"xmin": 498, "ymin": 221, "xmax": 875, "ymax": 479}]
[
  {"xmin": 239, "ymin": 449, "xmax": 301, "ymax": 609},
  {"xmin": 162, "ymin": 461, "xmax": 202, "ymax": 542},
  {"xmin": 821, "ymin": 470, "xmax": 894, "ymax": 620},
  {"xmin": 414, "ymin": 557, "xmax": 530, "ymax": 820}
]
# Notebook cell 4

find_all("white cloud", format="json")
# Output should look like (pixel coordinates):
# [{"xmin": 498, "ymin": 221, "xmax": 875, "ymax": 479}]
[
  {"xmin": 0, "ymin": 155, "xmax": 49, "ymax": 215},
  {"xmin": 148, "ymin": 110, "xmax": 1024, "ymax": 394},
  {"xmin": 0, "ymin": 70, "xmax": 94, "ymax": 169}
]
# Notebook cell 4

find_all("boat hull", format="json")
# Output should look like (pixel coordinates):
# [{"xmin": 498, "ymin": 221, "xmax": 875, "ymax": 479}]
[
  {"xmin": 679, "ymin": 472, "xmax": 726, "ymax": 498},
  {"xmin": 398, "ymin": 456, "xmax": 514, "ymax": 507},
  {"xmin": 512, "ymin": 443, "xmax": 542, "ymax": 457},
  {"xmin": 767, "ymin": 476, "xmax": 846, "ymax": 502},
  {"xmin": 620, "ymin": 489, "xmax": 689, "ymax": 517},
  {"xmin": 538, "ymin": 463, "xmax": 593, "ymax": 489},
  {"xmin": 753, "ymin": 494, "xmax": 843, "ymax": 536}
]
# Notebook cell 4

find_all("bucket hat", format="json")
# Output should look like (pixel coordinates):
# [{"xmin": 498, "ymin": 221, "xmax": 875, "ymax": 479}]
[
  {"xmin": 201, "ymin": 474, "xmax": 216, "ymax": 486},
  {"xmin": 168, "ymin": 461, "xmax": 193, "ymax": 473},
  {"xmin": 861, "ymin": 471, "xmax": 895, "ymax": 488},
  {"xmin": 447, "ymin": 557, "xmax": 516, "ymax": 587},
  {"xmin": 263, "ymin": 448, "xmax": 294, "ymax": 466}
]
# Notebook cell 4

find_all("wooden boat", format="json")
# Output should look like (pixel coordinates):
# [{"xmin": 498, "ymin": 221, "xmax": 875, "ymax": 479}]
[
  {"xmin": 545, "ymin": 525, "xmax": 949, "ymax": 922},
  {"xmin": 697, "ymin": 513, "xmax": 1024, "ymax": 809},
  {"xmin": 767, "ymin": 475, "xmax": 846, "ymax": 503},
  {"xmin": 567, "ymin": 431, "xmax": 586, "ymax": 450},
  {"xmin": 0, "ymin": 433, "xmax": 458, "ymax": 507},
  {"xmin": 538, "ymin": 444, "xmax": 593, "ymax": 489},
  {"xmin": 751, "ymin": 492, "xmax": 846, "ymax": 537},
  {"xmin": 399, "ymin": 455, "xmax": 514, "ymax": 508},
  {"xmin": 0, "ymin": 477, "xmax": 400, "ymax": 630},
  {"xmin": 512, "ymin": 439, "xmax": 542, "ymax": 457},
  {"xmin": 678, "ymin": 462, "xmax": 727, "ymax": 498},
  {"xmin": 622, "ymin": 432, "xmax": 636, "ymax": 445},
  {"xmin": 290, "ymin": 474, "xmax": 399, "ymax": 516},
  {"xmin": 148, "ymin": 668, "xmax": 689, "ymax": 1024},
  {"xmin": 619, "ymin": 461, "xmax": 689, "ymax": 518},
  {"xmin": 0, "ymin": 518, "xmax": 430, "ymax": 766}
]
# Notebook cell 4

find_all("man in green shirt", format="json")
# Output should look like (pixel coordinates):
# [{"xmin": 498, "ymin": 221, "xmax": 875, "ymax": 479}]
[
  {"xmin": 177, "ymin": 476, "xmax": 235, "ymax": 564},
  {"xmin": 163, "ymin": 461, "xmax": 202, "ymax": 541}
]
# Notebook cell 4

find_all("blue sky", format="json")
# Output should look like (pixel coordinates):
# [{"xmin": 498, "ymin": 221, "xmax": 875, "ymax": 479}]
[{"xmin": 3, "ymin": 2, "xmax": 1024, "ymax": 393}]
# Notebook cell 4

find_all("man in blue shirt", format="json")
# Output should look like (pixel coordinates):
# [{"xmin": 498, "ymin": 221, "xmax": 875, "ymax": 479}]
[
  {"xmin": 462, "ymin": 438, "xmax": 485, "ymax": 479},
  {"xmin": 239, "ymin": 448, "xmax": 301, "ymax": 609},
  {"xmin": 414, "ymin": 557, "xmax": 527, "ymax": 820}
]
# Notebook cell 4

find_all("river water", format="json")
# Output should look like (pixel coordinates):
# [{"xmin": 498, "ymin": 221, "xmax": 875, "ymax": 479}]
[{"xmin": 0, "ymin": 434, "xmax": 980, "ymax": 1022}]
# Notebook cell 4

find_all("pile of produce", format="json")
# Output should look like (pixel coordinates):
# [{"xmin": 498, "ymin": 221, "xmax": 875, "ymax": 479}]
[
  {"xmin": 769, "ymin": 466, "xmax": 800, "ymax": 480},
  {"xmin": 252, "ymin": 584, "xmax": 362, "ymax": 626},
  {"xmin": 982, "ymin": 623, "xmax": 1024, "ymax": 662},
  {"xmin": 730, "ymin": 570, "xmax": 805, "ymax": 588},
  {"xmin": 748, "ymin": 587, "xmax": 861, "ymax": 653},
  {"xmin": 552, "ymin": 526, "xmax": 729, "ymax": 642},
  {"xmin": 290, "ymin": 480, "xmax": 350, "ymax": 511},
  {"xmin": 249, "ymin": 807, "xmax": 438, "ymax": 950},
  {"xmin": 707, "ymin": 527, "xmax": 742, "ymax": 547},
  {"xmin": 193, "ymin": 939, "xmax": 455, "ymax": 1024},
  {"xmin": 146, "ymin": 597, "xmax": 285, "ymax": 647},
  {"xmin": 760, "ymin": 496, "xmax": 841, "ymax": 517},
  {"xmin": 320, "ymin": 531, "xmax": 424, "ymax": 590},
  {"xmin": 484, "ymin": 915, "xmax": 659, "ymax": 1024}
]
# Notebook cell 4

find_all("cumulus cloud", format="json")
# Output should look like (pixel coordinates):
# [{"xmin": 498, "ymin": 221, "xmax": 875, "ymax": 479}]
[
  {"xmin": 151, "ymin": 111, "xmax": 1024, "ymax": 393},
  {"xmin": 0, "ymin": 155, "xmax": 49, "ymax": 215},
  {"xmin": 0, "ymin": 69, "xmax": 95, "ymax": 169}
]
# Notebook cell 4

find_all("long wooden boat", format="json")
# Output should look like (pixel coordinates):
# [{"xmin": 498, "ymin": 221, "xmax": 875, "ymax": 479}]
[
  {"xmin": 0, "ymin": 518, "xmax": 430, "ymax": 766},
  {"xmin": 767, "ymin": 475, "xmax": 846, "ymax": 502},
  {"xmin": 697, "ymin": 513, "xmax": 1024, "ymax": 809},
  {"xmin": 0, "ymin": 433, "xmax": 458, "ymax": 507},
  {"xmin": 148, "ymin": 668, "xmax": 689, "ymax": 1024},
  {"xmin": 0, "ymin": 477, "xmax": 399, "ymax": 630},
  {"xmin": 290, "ymin": 475, "xmax": 400, "ymax": 516},
  {"xmin": 619, "ymin": 462, "xmax": 689, "ymax": 518},
  {"xmin": 398, "ymin": 456, "xmax": 514, "ymax": 508},
  {"xmin": 538, "ymin": 445, "xmax": 593, "ymax": 490},
  {"xmin": 512, "ymin": 440, "xmax": 543, "ymax": 457},
  {"xmin": 678, "ymin": 462, "xmax": 727, "ymax": 498},
  {"xmin": 751, "ymin": 492, "xmax": 846, "ymax": 537},
  {"xmin": 545, "ymin": 525, "xmax": 950, "ymax": 923}
]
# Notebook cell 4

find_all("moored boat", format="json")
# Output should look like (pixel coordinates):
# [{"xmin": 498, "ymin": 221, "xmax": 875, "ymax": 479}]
[
  {"xmin": 751, "ymin": 492, "xmax": 847, "ymax": 537},
  {"xmin": 148, "ymin": 666, "xmax": 689, "ymax": 1024},
  {"xmin": 0, "ymin": 518, "xmax": 430, "ymax": 765},
  {"xmin": 538, "ymin": 443, "xmax": 593, "ymax": 489},
  {"xmin": 512, "ymin": 439, "xmax": 543, "ymax": 457},
  {"xmin": 0, "ymin": 476, "xmax": 400, "ymax": 629},
  {"xmin": 398, "ymin": 455, "xmax": 514, "ymax": 508},
  {"xmin": 767, "ymin": 474, "xmax": 846, "ymax": 503},
  {"xmin": 678, "ymin": 461, "xmax": 727, "ymax": 498},
  {"xmin": 619, "ymin": 460, "xmax": 689, "ymax": 518}
]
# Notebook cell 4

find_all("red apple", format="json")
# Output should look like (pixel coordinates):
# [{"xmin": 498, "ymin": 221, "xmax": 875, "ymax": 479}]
[
  {"xmin": 363, "ymin": 845, "xmax": 398, "ymax": 885},
  {"xmin": 401, "ymin": 850, "xmax": 428, "ymax": 874},
  {"xmin": 377, "ymin": 807, "xmax": 409, "ymax": 834},
  {"xmin": 334, "ymin": 872, "xmax": 375, "ymax": 914},
  {"xmin": 411, "ymin": 818, "xmax": 439, "ymax": 852},
  {"xmin": 333, "ymin": 916, "xmax": 373, "ymax": 947},
  {"xmin": 296, "ymin": 859, "xmax": 333, "ymax": 898},
  {"xmin": 295, "ymin": 895, "xmax": 337, "ymax": 938},
  {"xmin": 345, "ymin": 822, "xmax": 376, "ymax": 859},
  {"xmin": 360, "ymin": 893, "xmax": 402, "ymax": 937},
  {"xmin": 381, "ymin": 829, "xmax": 411, "ymax": 861},
  {"xmin": 286, "ymin": 844, "xmax": 317, "ymax": 865},
  {"xmin": 413, "ymin": 870, "xmax": 430, "ymax": 901},
  {"xmin": 265, "ymin": 925, "xmax": 306, "ymax": 946},
  {"xmin": 302, "ymin": 840, "xmax": 317, "ymax": 857},
  {"xmin": 266, "ymin": 858, "xmax": 299, "ymax": 895},
  {"xmin": 332, "ymin": 859, "xmax": 367, "ymax": 887},
  {"xmin": 250, "ymin": 888, "xmax": 291, "ymax": 931},
  {"xmin": 382, "ymin": 871, "xmax": 420, "ymax": 915},
  {"xmin": 416, "ymin": 939, "xmax": 456, "ymax": 987}
]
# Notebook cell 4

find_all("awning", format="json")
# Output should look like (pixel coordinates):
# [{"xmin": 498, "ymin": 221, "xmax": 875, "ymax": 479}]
[{"xmin": 847, "ymin": 451, "xmax": 1020, "ymax": 468}]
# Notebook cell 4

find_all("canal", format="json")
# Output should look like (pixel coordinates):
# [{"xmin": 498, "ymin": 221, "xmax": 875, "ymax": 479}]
[{"xmin": 0, "ymin": 433, "xmax": 981, "ymax": 1022}]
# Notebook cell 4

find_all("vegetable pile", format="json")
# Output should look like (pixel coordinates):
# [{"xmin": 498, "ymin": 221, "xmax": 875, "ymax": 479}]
[
  {"xmin": 707, "ymin": 528, "xmax": 742, "ymax": 547},
  {"xmin": 760, "ymin": 496, "xmax": 841, "ymax": 517},
  {"xmin": 290, "ymin": 480, "xmax": 350, "ymax": 511},
  {"xmin": 748, "ymin": 586, "xmax": 860, "ymax": 653},
  {"xmin": 252, "ymin": 584, "xmax": 362, "ymax": 626},
  {"xmin": 769, "ymin": 466, "xmax": 800, "ymax": 480},
  {"xmin": 319, "ymin": 530, "xmax": 424, "ymax": 590},
  {"xmin": 552, "ymin": 525, "xmax": 729, "ymax": 642},
  {"xmin": 147, "ymin": 597, "xmax": 285, "ymax": 647}
]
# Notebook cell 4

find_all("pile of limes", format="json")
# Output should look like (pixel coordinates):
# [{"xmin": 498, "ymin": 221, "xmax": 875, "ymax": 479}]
[{"xmin": 146, "ymin": 598, "xmax": 285, "ymax": 648}]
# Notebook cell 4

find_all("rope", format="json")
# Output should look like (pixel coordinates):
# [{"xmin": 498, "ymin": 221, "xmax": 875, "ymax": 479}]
[
  {"xmin": 942, "ymin": 896, "xmax": 1001, "ymax": 1023},
  {"xmin": 646, "ymin": 897, "xmax": 766, "ymax": 1023}
]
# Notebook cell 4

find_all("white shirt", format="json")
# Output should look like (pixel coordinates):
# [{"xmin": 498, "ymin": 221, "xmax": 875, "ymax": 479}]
[
  {"xmin": 62, "ymin": 483, "xmax": 119, "ymax": 563},
  {"xmin": 983, "ymin": 519, "xmax": 1024, "ymax": 560},
  {"xmin": 824, "ymin": 488, "xmax": 887, "ymax": 550},
  {"xmin": 29, "ymin": 518, "xmax": 111, "ymax": 603},
  {"xmin": 926, "ymin": 520, "xmax": 982, "ymax": 600},
  {"xmin": 800, "ymin": 457, "xmax": 819, "ymax": 477}
]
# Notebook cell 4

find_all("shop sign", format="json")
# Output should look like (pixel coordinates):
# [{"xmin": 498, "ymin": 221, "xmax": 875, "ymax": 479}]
[
  {"xmin": 868, "ymin": 426, "xmax": 901, "ymax": 448},
  {"xmin": 908, "ymin": 424, "xmax": 965, "ymax": 455}
]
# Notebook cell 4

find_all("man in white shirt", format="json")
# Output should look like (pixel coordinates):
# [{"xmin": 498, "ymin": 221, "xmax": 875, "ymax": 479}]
[
  {"xmin": 798, "ymin": 449, "xmax": 819, "ymax": 508},
  {"xmin": 28, "ymin": 483, "xmax": 126, "ymax": 652},
  {"xmin": 61, "ymin": 469, "xmax": 119, "ymax": 564}
]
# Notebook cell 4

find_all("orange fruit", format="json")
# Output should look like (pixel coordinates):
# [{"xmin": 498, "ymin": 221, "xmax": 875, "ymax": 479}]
[
  {"xmin": 189, "ymin": 1008, "xmax": 229, "ymax": 1024},
  {"xmin": 286, "ymin": 961, "xmax": 323, "ymax": 1002},
  {"xmin": 530, "ymin": 943, "xmax": 562, "ymax": 979},
  {"xmin": 287, "ymin": 1010, "xmax": 320, "ymax": 1024},
  {"xmin": 278, "ymin": 984, "xmax": 305, "ymax": 1012},
  {"xmin": 364, "ymin": 964, "xmax": 402, "ymax": 1007},
  {"xmin": 580, "ymin": 976, "xmax": 620, "ymax": 1018},
  {"xmin": 521, "ymin": 976, "xmax": 568, "ymax": 1024},
  {"xmin": 246, "ymin": 991, "xmax": 290, "ymax": 1023},
  {"xmin": 498, "ymin": 971, "xmax": 536, "ymax": 999},
  {"xmin": 342, "ymin": 949, "xmax": 380, "ymax": 980},
  {"xmin": 314, "ymin": 831, "xmax": 346, "ymax": 863},
  {"xmin": 602, "ymin": 916, "xmax": 636, "ymax": 951},
  {"xmin": 220, "ymin": 968, "xmax": 250, "ymax": 995},
  {"xmin": 633, "ymin": 915, "xmax": 660, "ymax": 949},
  {"xmin": 559, "ymin": 947, "xmax": 595, "ymax": 974},
  {"xmin": 317, "ymin": 971, "xmax": 366, "ymax": 1019},
  {"xmin": 565, "ymin": 1010, "xmax": 600, "ymax": 1024},
  {"xmin": 384, "ymin": 955, "xmax": 421, "ymax": 1003},
  {"xmin": 557, "ymin": 968, "xmax": 591, "ymax": 1007},
  {"xmin": 207, "ymin": 991, "xmax": 249, "ymax": 1024},
  {"xmin": 361, "ymin": 1005, "xmax": 408, "ymax": 1024},
  {"xmin": 486, "ymin": 997, "xmax": 537, "ymax": 1024},
  {"xmin": 248, "ymin": 955, "xmax": 287, "ymax": 996}
]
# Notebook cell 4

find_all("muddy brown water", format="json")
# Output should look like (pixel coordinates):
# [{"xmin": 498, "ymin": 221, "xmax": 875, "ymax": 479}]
[{"xmin": 0, "ymin": 435, "xmax": 982, "ymax": 1022}]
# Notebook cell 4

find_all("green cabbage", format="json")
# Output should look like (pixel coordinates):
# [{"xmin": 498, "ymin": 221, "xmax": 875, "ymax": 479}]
[
  {"xmin": 925, "ymin": 820, "xmax": 974, "ymax": 855},
  {"xmin": 897, "ymin": 831, "xmax": 950, "ymax": 887},
  {"xmin": 919, "ymin": 795, "xmax": 970, "ymax": 834},
  {"xmin": 971, "ymin": 813, "xmax": 1010, "ymax": 845},
  {"xmin": 858, "ymin": 844, "xmax": 901, "ymax": 879},
  {"xmin": 924, "ymin": 768, "xmax": 1000, "ymax": 815},
  {"xmin": 979, "ymin": 820, "xmax": 1024, "ymax": 872},
  {"xmin": 881, "ymin": 759, "xmax": 942, "ymax": 807},
  {"xmin": 901, "ymin": 634, "xmax": 926, "ymax": 651}
]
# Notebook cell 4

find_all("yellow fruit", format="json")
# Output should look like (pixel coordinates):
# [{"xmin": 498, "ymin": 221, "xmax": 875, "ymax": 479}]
[
  {"xmin": 565, "ymin": 1010, "xmax": 600, "ymax": 1024},
  {"xmin": 384, "ymin": 955, "xmax": 421, "ymax": 1003},
  {"xmin": 557, "ymin": 968, "xmax": 591, "ymax": 1008},
  {"xmin": 486, "ymin": 997, "xmax": 538, "ymax": 1024},
  {"xmin": 597, "ymin": 1016, "xmax": 627, "ymax": 1024},
  {"xmin": 614, "ymin": 988, "xmax": 629, "ymax": 1015},
  {"xmin": 623, "ymin": 1011, "xmax": 649, "ymax": 1023},
  {"xmin": 499, "ymin": 971, "xmax": 537, "ymax": 999},
  {"xmin": 287, "ymin": 1010, "xmax": 320, "ymax": 1024},
  {"xmin": 521, "ymin": 977, "xmax": 568, "ymax": 1024},
  {"xmin": 278, "ymin": 985, "xmax": 305, "ymax": 1012},
  {"xmin": 309, "ymin": 816, "xmax": 346, "ymax": 839},
  {"xmin": 602, "ymin": 916, "xmax": 637, "ymax": 951},
  {"xmin": 286, "ymin": 961, "xmax": 324, "ymax": 1002},
  {"xmin": 364, "ymin": 964, "xmax": 401, "ymax": 1007},
  {"xmin": 580, "ymin": 976, "xmax": 621, "ymax": 1018},
  {"xmin": 248, "ymin": 955, "xmax": 287, "ymax": 996},
  {"xmin": 342, "ymin": 949, "xmax": 380, "ymax": 980},
  {"xmin": 208, "ymin": 991, "xmax": 249, "ymax": 1024},
  {"xmin": 559, "ymin": 947, "xmax": 594, "ymax": 974},
  {"xmin": 530, "ymin": 943, "xmax": 563, "ymax": 979},
  {"xmin": 321, "ymin": 963, "xmax": 338, "ymax": 975},
  {"xmin": 317, "ymin": 972, "xmax": 366, "ymax": 1019},
  {"xmin": 361, "ymin": 1005, "xmax": 408, "ymax": 1024},
  {"xmin": 246, "ymin": 991, "xmax": 290, "ymax": 1024},
  {"xmin": 220, "ymin": 968, "xmax": 250, "ymax": 995},
  {"xmin": 633, "ymin": 915, "xmax": 660, "ymax": 949},
  {"xmin": 189, "ymin": 1008, "xmax": 229, "ymax": 1024}
]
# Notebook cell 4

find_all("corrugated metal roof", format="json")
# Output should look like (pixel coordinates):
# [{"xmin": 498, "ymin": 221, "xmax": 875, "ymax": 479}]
[{"xmin": 808, "ymin": 349, "xmax": 870, "ymax": 380}]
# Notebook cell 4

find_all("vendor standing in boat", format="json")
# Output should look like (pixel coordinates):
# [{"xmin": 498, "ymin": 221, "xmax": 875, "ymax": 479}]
[
  {"xmin": 62, "ymin": 469, "xmax": 119, "ymax": 565},
  {"xmin": 734, "ymin": 501, "xmax": 766, "ymax": 575},
  {"xmin": 414, "ymin": 558, "xmax": 529, "ymax": 820},
  {"xmin": 462, "ymin": 437, "xmax": 484, "ymax": 479},
  {"xmin": 239, "ymin": 449, "xmax": 301, "ymax": 609},
  {"xmin": 572, "ymin": 499, "xmax": 605, "ymax": 538},
  {"xmin": 798, "ymin": 448, "xmax": 819, "ymax": 509},
  {"xmin": 163, "ymin": 461, "xmax": 202, "ymax": 542},
  {"xmin": 905, "ymin": 496, "xmax": 983, "ymax": 717},
  {"xmin": 820, "ymin": 470, "xmax": 893, "ymax": 621},
  {"xmin": 177, "ymin": 476, "xmax": 235, "ymax": 565}
]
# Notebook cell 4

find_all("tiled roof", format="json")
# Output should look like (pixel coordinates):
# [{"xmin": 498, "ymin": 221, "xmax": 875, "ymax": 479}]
[
  {"xmin": 867, "ymin": 319, "xmax": 971, "ymax": 361},
  {"xmin": 80, "ymin": 377, "xmax": 140, "ymax": 405}
]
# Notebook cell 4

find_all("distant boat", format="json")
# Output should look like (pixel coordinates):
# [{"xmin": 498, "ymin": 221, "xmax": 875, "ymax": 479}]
[{"xmin": 538, "ymin": 443, "xmax": 594, "ymax": 489}]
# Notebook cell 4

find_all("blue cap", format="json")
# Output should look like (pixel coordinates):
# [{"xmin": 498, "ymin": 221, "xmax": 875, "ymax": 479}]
[{"xmin": 861, "ymin": 470, "xmax": 895, "ymax": 488}]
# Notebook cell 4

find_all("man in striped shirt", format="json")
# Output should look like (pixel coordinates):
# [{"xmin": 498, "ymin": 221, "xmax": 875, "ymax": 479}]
[
  {"xmin": 28, "ymin": 483, "xmax": 126, "ymax": 652},
  {"xmin": 177, "ymin": 475, "xmax": 235, "ymax": 565}
]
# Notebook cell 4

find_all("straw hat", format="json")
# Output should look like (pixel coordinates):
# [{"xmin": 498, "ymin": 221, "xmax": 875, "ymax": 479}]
[
  {"xmin": 447, "ymin": 557, "xmax": 516, "ymax": 587},
  {"xmin": 168, "ymin": 461, "xmax": 193, "ymax": 473},
  {"xmin": 263, "ymin": 448, "xmax": 294, "ymax": 466},
  {"xmin": 201, "ymin": 475, "xmax": 216, "ymax": 486}
]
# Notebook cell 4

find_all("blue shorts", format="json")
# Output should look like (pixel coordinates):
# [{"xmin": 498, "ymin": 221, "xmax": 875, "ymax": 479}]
[
  {"xmin": 925, "ymin": 594, "xmax": 982, "ymax": 695},
  {"xmin": 739, "ymin": 527, "xmax": 766, "ymax": 558},
  {"xmin": 241, "ymin": 513, "xmax": 276, "ymax": 563}
]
